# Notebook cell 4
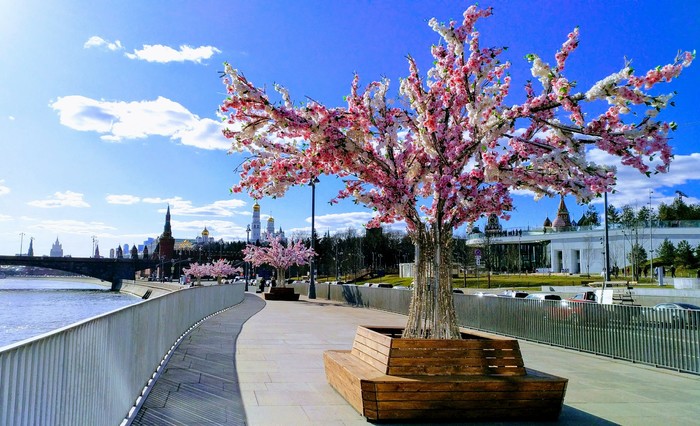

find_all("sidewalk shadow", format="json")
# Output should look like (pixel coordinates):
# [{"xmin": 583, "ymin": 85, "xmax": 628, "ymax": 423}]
[
  {"xmin": 365, "ymin": 405, "xmax": 616, "ymax": 425},
  {"xmin": 131, "ymin": 293, "xmax": 265, "ymax": 425}
]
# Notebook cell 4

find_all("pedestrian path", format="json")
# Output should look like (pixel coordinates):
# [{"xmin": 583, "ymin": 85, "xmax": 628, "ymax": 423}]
[
  {"xmin": 134, "ymin": 292, "xmax": 700, "ymax": 425},
  {"xmin": 131, "ymin": 294, "xmax": 265, "ymax": 425}
]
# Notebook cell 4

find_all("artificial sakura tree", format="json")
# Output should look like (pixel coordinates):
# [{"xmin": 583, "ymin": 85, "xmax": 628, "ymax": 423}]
[
  {"xmin": 209, "ymin": 259, "xmax": 242, "ymax": 284},
  {"xmin": 220, "ymin": 5, "xmax": 692, "ymax": 339},
  {"xmin": 182, "ymin": 262, "xmax": 210, "ymax": 286},
  {"xmin": 243, "ymin": 236, "xmax": 315, "ymax": 287}
]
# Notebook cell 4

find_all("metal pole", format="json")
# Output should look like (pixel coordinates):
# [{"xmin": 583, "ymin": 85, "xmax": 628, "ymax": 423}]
[
  {"xmin": 604, "ymin": 193, "xmax": 611, "ymax": 282},
  {"xmin": 245, "ymin": 225, "xmax": 250, "ymax": 292},
  {"xmin": 309, "ymin": 178, "xmax": 318, "ymax": 299},
  {"xmin": 649, "ymin": 190, "xmax": 655, "ymax": 285}
]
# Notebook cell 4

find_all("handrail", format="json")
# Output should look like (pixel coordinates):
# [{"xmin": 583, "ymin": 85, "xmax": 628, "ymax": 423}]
[
  {"xmin": 293, "ymin": 283, "xmax": 700, "ymax": 375},
  {"xmin": 0, "ymin": 283, "xmax": 244, "ymax": 426}
]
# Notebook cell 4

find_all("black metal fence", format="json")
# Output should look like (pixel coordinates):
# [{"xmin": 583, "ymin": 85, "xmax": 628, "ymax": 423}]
[{"xmin": 293, "ymin": 283, "xmax": 700, "ymax": 375}]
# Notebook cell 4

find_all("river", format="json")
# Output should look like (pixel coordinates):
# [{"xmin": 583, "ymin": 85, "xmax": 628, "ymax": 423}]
[{"xmin": 0, "ymin": 277, "xmax": 141, "ymax": 349}]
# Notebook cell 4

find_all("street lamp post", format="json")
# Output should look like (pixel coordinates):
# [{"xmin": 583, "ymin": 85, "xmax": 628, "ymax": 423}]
[
  {"xmin": 245, "ymin": 224, "xmax": 251, "ymax": 292},
  {"xmin": 308, "ymin": 177, "xmax": 319, "ymax": 299},
  {"xmin": 603, "ymin": 192, "xmax": 611, "ymax": 282},
  {"xmin": 649, "ymin": 190, "xmax": 655, "ymax": 285}
]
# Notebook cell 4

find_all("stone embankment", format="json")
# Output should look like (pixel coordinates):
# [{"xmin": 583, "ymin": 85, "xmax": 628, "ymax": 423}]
[{"xmin": 120, "ymin": 279, "xmax": 184, "ymax": 299}]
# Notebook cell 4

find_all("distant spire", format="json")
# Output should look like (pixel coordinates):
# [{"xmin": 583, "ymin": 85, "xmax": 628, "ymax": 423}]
[
  {"xmin": 163, "ymin": 205, "xmax": 172, "ymax": 237},
  {"xmin": 551, "ymin": 195, "xmax": 572, "ymax": 229}
]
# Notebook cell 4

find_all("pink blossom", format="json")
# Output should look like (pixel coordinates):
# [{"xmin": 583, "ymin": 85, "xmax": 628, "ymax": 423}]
[{"xmin": 218, "ymin": 5, "xmax": 692, "ymax": 238}]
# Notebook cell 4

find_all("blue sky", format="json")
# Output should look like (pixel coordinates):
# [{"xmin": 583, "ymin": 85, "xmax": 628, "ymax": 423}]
[{"xmin": 1, "ymin": 0, "xmax": 699, "ymax": 257}]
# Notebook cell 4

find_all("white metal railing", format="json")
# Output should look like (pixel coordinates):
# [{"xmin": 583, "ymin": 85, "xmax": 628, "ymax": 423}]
[
  {"xmin": 293, "ymin": 283, "xmax": 700, "ymax": 375},
  {"xmin": 0, "ymin": 283, "xmax": 244, "ymax": 426}
]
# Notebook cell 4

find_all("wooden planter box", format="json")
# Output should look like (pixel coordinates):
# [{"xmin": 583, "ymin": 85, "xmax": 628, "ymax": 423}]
[
  {"xmin": 263, "ymin": 286, "xmax": 300, "ymax": 301},
  {"xmin": 324, "ymin": 326, "xmax": 567, "ymax": 422}
]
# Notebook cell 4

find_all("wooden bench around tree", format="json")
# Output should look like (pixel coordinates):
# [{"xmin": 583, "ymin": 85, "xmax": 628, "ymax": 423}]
[
  {"xmin": 324, "ymin": 326, "xmax": 568, "ymax": 422},
  {"xmin": 263, "ymin": 287, "xmax": 300, "ymax": 301}
]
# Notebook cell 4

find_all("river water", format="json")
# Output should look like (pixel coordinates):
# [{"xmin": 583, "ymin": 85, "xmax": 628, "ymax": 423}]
[{"xmin": 0, "ymin": 278, "xmax": 141, "ymax": 349}]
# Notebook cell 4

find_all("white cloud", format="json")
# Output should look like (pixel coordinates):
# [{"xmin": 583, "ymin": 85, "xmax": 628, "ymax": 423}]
[
  {"xmin": 106, "ymin": 194, "xmax": 141, "ymax": 204},
  {"xmin": 511, "ymin": 150, "xmax": 700, "ymax": 209},
  {"xmin": 172, "ymin": 219, "xmax": 242, "ymax": 237},
  {"xmin": 8, "ymin": 116, "xmax": 14, "ymax": 121},
  {"xmin": 304, "ymin": 212, "xmax": 376, "ymax": 232},
  {"xmin": 0, "ymin": 180, "xmax": 9, "ymax": 196},
  {"xmin": 140, "ymin": 197, "xmax": 247, "ymax": 217},
  {"xmin": 141, "ymin": 196, "xmax": 183, "ymax": 205},
  {"xmin": 586, "ymin": 149, "xmax": 700, "ymax": 208},
  {"xmin": 28, "ymin": 191, "xmax": 90, "ymax": 208},
  {"xmin": 84, "ymin": 36, "xmax": 123, "ymax": 51},
  {"xmin": 125, "ymin": 44, "xmax": 221, "ymax": 64},
  {"xmin": 49, "ymin": 95, "xmax": 230, "ymax": 150},
  {"xmin": 29, "ymin": 219, "xmax": 115, "ymax": 234},
  {"xmin": 0, "ymin": 214, "xmax": 11, "ymax": 222}
]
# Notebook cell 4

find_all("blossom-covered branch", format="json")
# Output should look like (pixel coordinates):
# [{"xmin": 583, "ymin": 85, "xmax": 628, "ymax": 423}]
[{"xmin": 220, "ymin": 5, "xmax": 692, "ymax": 232}]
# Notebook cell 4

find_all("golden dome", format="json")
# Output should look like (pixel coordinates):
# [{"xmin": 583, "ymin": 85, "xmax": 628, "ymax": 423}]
[
  {"xmin": 267, "ymin": 217, "xmax": 274, "ymax": 222},
  {"xmin": 253, "ymin": 202, "xmax": 260, "ymax": 211},
  {"xmin": 202, "ymin": 227, "xmax": 209, "ymax": 236}
]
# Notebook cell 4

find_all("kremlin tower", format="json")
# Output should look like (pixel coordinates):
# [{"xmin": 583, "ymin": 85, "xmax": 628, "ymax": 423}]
[
  {"xmin": 251, "ymin": 202, "xmax": 262, "ymax": 243},
  {"xmin": 159, "ymin": 205, "xmax": 175, "ymax": 260}
]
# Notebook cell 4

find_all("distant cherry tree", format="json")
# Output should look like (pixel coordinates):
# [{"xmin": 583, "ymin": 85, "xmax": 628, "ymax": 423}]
[
  {"xmin": 208, "ymin": 259, "xmax": 242, "ymax": 284},
  {"xmin": 220, "ymin": 5, "xmax": 692, "ymax": 338},
  {"xmin": 182, "ymin": 262, "xmax": 210, "ymax": 286},
  {"xmin": 243, "ymin": 237, "xmax": 315, "ymax": 286}
]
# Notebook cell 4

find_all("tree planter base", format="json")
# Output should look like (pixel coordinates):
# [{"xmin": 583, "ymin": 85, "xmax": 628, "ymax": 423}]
[
  {"xmin": 264, "ymin": 287, "xmax": 300, "ymax": 301},
  {"xmin": 324, "ymin": 326, "xmax": 567, "ymax": 422}
]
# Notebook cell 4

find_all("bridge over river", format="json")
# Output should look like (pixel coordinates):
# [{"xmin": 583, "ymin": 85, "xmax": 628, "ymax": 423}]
[{"xmin": 0, "ymin": 255, "xmax": 161, "ymax": 290}]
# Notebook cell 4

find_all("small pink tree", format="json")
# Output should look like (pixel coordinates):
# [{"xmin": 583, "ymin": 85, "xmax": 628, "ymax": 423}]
[
  {"xmin": 220, "ymin": 5, "xmax": 692, "ymax": 338},
  {"xmin": 182, "ymin": 262, "xmax": 210, "ymax": 286},
  {"xmin": 243, "ymin": 236, "xmax": 315, "ymax": 287},
  {"xmin": 208, "ymin": 258, "xmax": 242, "ymax": 284}
]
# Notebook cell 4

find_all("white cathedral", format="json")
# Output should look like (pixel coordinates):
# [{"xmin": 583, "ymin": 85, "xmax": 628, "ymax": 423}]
[{"xmin": 250, "ymin": 201, "xmax": 286, "ymax": 243}]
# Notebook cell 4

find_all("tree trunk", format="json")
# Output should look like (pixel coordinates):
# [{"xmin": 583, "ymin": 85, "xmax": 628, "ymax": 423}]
[
  {"xmin": 403, "ymin": 224, "xmax": 460, "ymax": 339},
  {"xmin": 277, "ymin": 267, "xmax": 286, "ymax": 287}
]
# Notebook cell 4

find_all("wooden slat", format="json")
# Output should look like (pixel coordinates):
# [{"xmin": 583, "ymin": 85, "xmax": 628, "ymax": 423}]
[
  {"xmin": 388, "ymin": 355, "xmax": 523, "ymax": 367},
  {"xmin": 376, "ymin": 389, "xmax": 565, "ymax": 401},
  {"xmin": 389, "ymin": 347, "xmax": 523, "ymax": 360},
  {"xmin": 387, "ymin": 365, "xmax": 526, "ymax": 376},
  {"xmin": 353, "ymin": 333, "xmax": 391, "ymax": 355},
  {"xmin": 376, "ymin": 397, "xmax": 560, "ymax": 411},
  {"xmin": 390, "ymin": 338, "xmax": 520, "ymax": 350},
  {"xmin": 356, "ymin": 326, "xmax": 394, "ymax": 346},
  {"xmin": 352, "ymin": 347, "xmax": 390, "ymax": 373},
  {"xmin": 371, "ymin": 377, "xmax": 568, "ymax": 392}
]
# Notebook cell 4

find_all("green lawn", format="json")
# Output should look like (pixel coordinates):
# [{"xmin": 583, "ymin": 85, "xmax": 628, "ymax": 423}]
[{"xmin": 315, "ymin": 272, "xmax": 672, "ymax": 290}]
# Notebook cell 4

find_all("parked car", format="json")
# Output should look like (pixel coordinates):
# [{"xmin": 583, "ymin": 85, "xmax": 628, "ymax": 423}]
[
  {"xmin": 650, "ymin": 303, "xmax": 700, "ymax": 328},
  {"xmin": 525, "ymin": 293, "xmax": 562, "ymax": 301},
  {"xmin": 497, "ymin": 290, "xmax": 529, "ymax": 298}
]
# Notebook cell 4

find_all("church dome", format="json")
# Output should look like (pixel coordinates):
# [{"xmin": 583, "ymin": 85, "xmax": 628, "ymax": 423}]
[
  {"xmin": 202, "ymin": 227, "xmax": 209, "ymax": 236},
  {"xmin": 552, "ymin": 216, "xmax": 567, "ymax": 228},
  {"xmin": 551, "ymin": 196, "xmax": 572, "ymax": 229},
  {"xmin": 267, "ymin": 217, "xmax": 274, "ymax": 222},
  {"xmin": 253, "ymin": 202, "xmax": 260, "ymax": 211},
  {"xmin": 543, "ymin": 217, "xmax": 552, "ymax": 227}
]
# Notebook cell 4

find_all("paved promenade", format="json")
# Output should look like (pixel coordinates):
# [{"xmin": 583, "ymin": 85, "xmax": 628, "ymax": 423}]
[{"xmin": 134, "ymin": 292, "xmax": 700, "ymax": 425}]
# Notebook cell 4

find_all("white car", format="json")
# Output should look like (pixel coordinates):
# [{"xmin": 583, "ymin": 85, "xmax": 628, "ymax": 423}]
[{"xmin": 525, "ymin": 293, "xmax": 562, "ymax": 301}]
